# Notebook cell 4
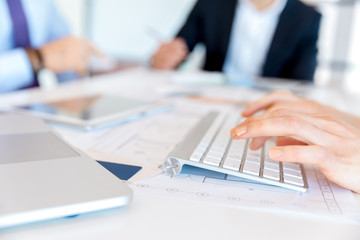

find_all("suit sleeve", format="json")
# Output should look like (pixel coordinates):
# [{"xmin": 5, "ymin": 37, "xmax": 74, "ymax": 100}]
[
  {"xmin": 288, "ymin": 13, "xmax": 321, "ymax": 81},
  {"xmin": 176, "ymin": 0, "xmax": 204, "ymax": 51}
]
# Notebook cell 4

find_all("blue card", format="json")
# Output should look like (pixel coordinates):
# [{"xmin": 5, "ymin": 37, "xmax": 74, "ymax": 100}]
[{"xmin": 96, "ymin": 161, "xmax": 142, "ymax": 181}]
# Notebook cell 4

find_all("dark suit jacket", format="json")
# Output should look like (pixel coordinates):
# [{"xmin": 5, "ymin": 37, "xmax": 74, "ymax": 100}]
[{"xmin": 177, "ymin": 0, "xmax": 321, "ymax": 81}]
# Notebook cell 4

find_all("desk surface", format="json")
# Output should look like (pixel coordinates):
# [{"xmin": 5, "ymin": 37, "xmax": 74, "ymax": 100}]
[
  {"xmin": 1, "ymin": 69, "xmax": 360, "ymax": 240},
  {"xmin": 2, "ymin": 193, "xmax": 360, "ymax": 240}
]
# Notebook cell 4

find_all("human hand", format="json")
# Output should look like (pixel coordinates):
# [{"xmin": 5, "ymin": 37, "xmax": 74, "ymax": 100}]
[
  {"xmin": 151, "ymin": 38, "xmax": 188, "ymax": 70},
  {"xmin": 40, "ymin": 36, "xmax": 104, "ymax": 75},
  {"xmin": 231, "ymin": 104, "xmax": 360, "ymax": 193},
  {"xmin": 242, "ymin": 90, "xmax": 360, "ymax": 129},
  {"xmin": 243, "ymin": 90, "xmax": 324, "ymax": 117}
]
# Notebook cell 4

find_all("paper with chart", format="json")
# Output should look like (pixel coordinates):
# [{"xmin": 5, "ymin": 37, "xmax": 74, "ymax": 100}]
[
  {"xmin": 132, "ymin": 165, "xmax": 360, "ymax": 221},
  {"xmin": 57, "ymin": 100, "xmax": 214, "ymax": 181}
]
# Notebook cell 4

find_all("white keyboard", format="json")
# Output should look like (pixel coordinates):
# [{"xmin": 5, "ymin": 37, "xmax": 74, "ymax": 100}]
[{"xmin": 163, "ymin": 110, "xmax": 308, "ymax": 192}]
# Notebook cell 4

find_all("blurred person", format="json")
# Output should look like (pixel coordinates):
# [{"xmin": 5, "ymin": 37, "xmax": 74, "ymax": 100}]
[
  {"xmin": 152, "ymin": 0, "xmax": 321, "ymax": 81},
  {"xmin": 231, "ymin": 91, "xmax": 360, "ymax": 193},
  {"xmin": 0, "ymin": 0, "xmax": 102, "ymax": 93}
]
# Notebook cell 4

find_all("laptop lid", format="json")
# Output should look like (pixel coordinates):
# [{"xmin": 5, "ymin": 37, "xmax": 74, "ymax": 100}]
[{"xmin": 0, "ymin": 114, "xmax": 132, "ymax": 229}]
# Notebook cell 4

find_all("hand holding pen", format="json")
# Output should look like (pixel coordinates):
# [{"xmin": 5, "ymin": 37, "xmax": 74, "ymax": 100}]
[{"xmin": 151, "ymin": 37, "xmax": 189, "ymax": 70}]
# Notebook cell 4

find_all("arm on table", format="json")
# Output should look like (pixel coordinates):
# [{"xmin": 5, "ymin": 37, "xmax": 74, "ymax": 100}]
[{"xmin": 0, "ymin": 49, "xmax": 34, "ymax": 93}]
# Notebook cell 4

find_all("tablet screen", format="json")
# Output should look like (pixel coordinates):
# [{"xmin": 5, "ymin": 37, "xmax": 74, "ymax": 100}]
[{"xmin": 20, "ymin": 95, "xmax": 150, "ymax": 121}]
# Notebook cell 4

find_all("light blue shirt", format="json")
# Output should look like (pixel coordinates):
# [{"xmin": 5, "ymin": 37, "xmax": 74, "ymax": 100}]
[
  {"xmin": 0, "ymin": 0, "xmax": 70, "ymax": 93},
  {"xmin": 223, "ymin": 0, "xmax": 286, "ymax": 78}
]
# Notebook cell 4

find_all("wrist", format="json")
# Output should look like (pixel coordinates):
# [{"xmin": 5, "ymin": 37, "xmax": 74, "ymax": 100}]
[{"xmin": 25, "ymin": 47, "xmax": 44, "ymax": 75}]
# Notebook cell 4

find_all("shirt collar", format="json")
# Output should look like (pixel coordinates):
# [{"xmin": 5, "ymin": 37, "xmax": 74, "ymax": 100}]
[{"xmin": 239, "ymin": 0, "xmax": 287, "ymax": 16}]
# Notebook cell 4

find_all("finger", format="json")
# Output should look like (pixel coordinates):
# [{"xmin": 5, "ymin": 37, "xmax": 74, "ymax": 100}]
[
  {"xmin": 231, "ymin": 115, "xmax": 340, "ymax": 150},
  {"xmin": 271, "ymin": 145, "xmax": 360, "ymax": 193},
  {"xmin": 233, "ymin": 112, "xmax": 356, "ymax": 156},
  {"xmin": 75, "ymin": 65, "xmax": 87, "ymax": 76},
  {"xmin": 233, "ymin": 112, "xmax": 267, "ymax": 131},
  {"xmin": 164, "ymin": 48, "xmax": 188, "ymax": 62},
  {"xmin": 232, "ymin": 108, "xmax": 296, "ymax": 138},
  {"xmin": 171, "ymin": 44, "xmax": 188, "ymax": 54},
  {"xmin": 253, "ymin": 108, "xmax": 355, "ymax": 140},
  {"xmin": 165, "ymin": 39, "xmax": 188, "ymax": 53},
  {"xmin": 173, "ymin": 38, "xmax": 188, "ymax": 51},
  {"xmin": 242, "ymin": 91, "xmax": 298, "ymax": 117},
  {"xmin": 249, "ymin": 136, "xmax": 270, "ymax": 150},
  {"xmin": 152, "ymin": 62, "xmax": 174, "ymax": 70},
  {"xmin": 269, "ymin": 145, "xmax": 333, "ymax": 167},
  {"xmin": 303, "ymin": 115, "xmax": 357, "ymax": 139},
  {"xmin": 151, "ymin": 56, "xmax": 178, "ymax": 69},
  {"xmin": 276, "ymin": 136, "xmax": 307, "ymax": 146},
  {"xmin": 162, "ymin": 58, "xmax": 181, "ymax": 69},
  {"xmin": 266, "ymin": 100, "xmax": 323, "ymax": 116},
  {"xmin": 239, "ymin": 107, "xmax": 305, "ymax": 127},
  {"xmin": 87, "ymin": 42, "xmax": 106, "ymax": 58},
  {"xmin": 172, "ymin": 51, "xmax": 188, "ymax": 63},
  {"xmin": 154, "ymin": 49, "xmax": 185, "ymax": 64}
]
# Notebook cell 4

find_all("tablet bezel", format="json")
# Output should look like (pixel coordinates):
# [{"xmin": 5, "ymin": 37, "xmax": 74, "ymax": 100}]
[{"xmin": 8, "ymin": 95, "xmax": 172, "ymax": 131}]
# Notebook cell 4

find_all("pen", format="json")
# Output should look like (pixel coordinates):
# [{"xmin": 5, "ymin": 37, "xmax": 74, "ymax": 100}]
[
  {"xmin": 144, "ymin": 25, "xmax": 167, "ymax": 43},
  {"xmin": 187, "ymin": 95, "xmax": 249, "ymax": 106}
]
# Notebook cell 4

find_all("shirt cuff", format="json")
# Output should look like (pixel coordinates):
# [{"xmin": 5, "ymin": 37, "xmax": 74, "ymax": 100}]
[{"xmin": 0, "ymin": 48, "xmax": 34, "ymax": 93}]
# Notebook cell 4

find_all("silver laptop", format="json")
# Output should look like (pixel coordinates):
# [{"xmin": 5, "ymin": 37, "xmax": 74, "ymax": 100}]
[{"xmin": 0, "ymin": 114, "xmax": 132, "ymax": 229}]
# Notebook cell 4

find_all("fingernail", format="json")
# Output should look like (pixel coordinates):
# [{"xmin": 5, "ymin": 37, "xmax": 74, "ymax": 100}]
[
  {"xmin": 249, "ymin": 141, "xmax": 259, "ymax": 150},
  {"xmin": 269, "ymin": 148, "xmax": 282, "ymax": 158},
  {"xmin": 235, "ymin": 127, "xmax": 247, "ymax": 136},
  {"xmin": 241, "ymin": 110, "xmax": 249, "ymax": 116}
]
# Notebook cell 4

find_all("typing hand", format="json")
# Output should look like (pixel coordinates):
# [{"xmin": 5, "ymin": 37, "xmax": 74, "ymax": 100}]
[
  {"xmin": 231, "ymin": 93, "xmax": 360, "ymax": 193},
  {"xmin": 242, "ymin": 90, "xmax": 360, "ymax": 129},
  {"xmin": 40, "ymin": 36, "xmax": 105, "ymax": 75},
  {"xmin": 151, "ymin": 38, "xmax": 188, "ymax": 70}
]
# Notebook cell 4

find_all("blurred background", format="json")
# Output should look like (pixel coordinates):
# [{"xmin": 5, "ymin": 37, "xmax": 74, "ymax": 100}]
[{"xmin": 54, "ymin": 0, "xmax": 360, "ymax": 92}]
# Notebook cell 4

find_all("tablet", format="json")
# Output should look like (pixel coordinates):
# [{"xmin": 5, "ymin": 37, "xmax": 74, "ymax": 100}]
[{"xmin": 11, "ymin": 95, "xmax": 172, "ymax": 131}]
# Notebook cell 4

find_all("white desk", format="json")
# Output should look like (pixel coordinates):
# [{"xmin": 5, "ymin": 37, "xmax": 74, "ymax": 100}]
[{"xmin": 1, "ymin": 69, "xmax": 360, "ymax": 240}]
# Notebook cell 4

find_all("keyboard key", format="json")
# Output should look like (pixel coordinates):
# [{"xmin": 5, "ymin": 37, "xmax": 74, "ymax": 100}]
[
  {"xmin": 193, "ymin": 148, "xmax": 206, "ymax": 156},
  {"xmin": 207, "ymin": 151, "xmax": 223, "ymax": 160},
  {"xmin": 209, "ymin": 145, "xmax": 227, "ymax": 154},
  {"xmin": 283, "ymin": 170, "xmax": 303, "ymax": 179},
  {"xmin": 190, "ymin": 149, "xmax": 206, "ymax": 159},
  {"xmin": 197, "ymin": 144, "xmax": 208, "ymax": 151},
  {"xmin": 223, "ymin": 157, "xmax": 241, "ymax": 171},
  {"xmin": 226, "ymin": 152, "xmax": 243, "ymax": 160},
  {"xmin": 227, "ymin": 139, "xmax": 247, "ymax": 158},
  {"xmin": 200, "ymin": 138, "xmax": 211, "ymax": 146},
  {"xmin": 283, "ymin": 162, "xmax": 301, "ymax": 172},
  {"xmin": 164, "ymin": 111, "xmax": 308, "ymax": 192},
  {"xmin": 264, "ymin": 161, "xmax": 280, "ymax": 171},
  {"xmin": 229, "ymin": 138, "xmax": 247, "ymax": 149},
  {"xmin": 203, "ymin": 156, "xmax": 221, "ymax": 166},
  {"xmin": 190, "ymin": 153, "xmax": 203, "ymax": 162},
  {"xmin": 264, "ymin": 157, "xmax": 279, "ymax": 166},
  {"xmin": 243, "ymin": 161, "xmax": 260, "ymax": 176},
  {"xmin": 283, "ymin": 174, "xmax": 304, "ymax": 186},
  {"xmin": 247, "ymin": 147, "xmax": 262, "ymax": 158},
  {"xmin": 263, "ymin": 168, "xmax": 280, "ymax": 181},
  {"xmin": 246, "ymin": 155, "xmax": 261, "ymax": 164}
]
